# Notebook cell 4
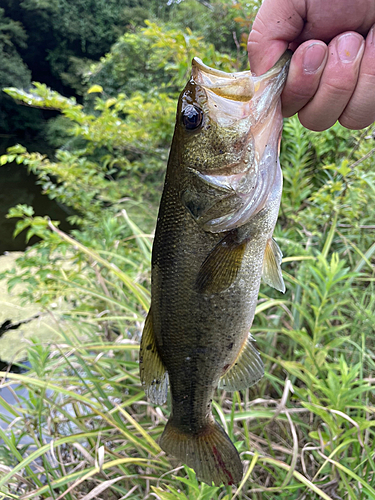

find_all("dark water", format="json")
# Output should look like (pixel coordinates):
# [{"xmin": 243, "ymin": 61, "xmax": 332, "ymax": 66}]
[
  {"xmin": 0, "ymin": 162, "xmax": 73, "ymax": 254},
  {"xmin": 0, "ymin": 158, "xmax": 74, "ymax": 376},
  {"xmin": 0, "ymin": 362, "xmax": 35, "ymax": 436}
]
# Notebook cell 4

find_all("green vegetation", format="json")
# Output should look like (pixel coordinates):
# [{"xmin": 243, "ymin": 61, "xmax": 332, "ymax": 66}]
[
  {"xmin": 1, "ymin": 1, "xmax": 375, "ymax": 498},
  {"xmin": 0, "ymin": 0, "xmax": 254, "ymax": 147}
]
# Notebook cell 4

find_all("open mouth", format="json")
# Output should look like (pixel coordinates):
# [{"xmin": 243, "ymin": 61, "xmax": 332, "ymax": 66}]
[
  {"xmin": 192, "ymin": 57, "xmax": 255, "ymax": 102},
  {"xmin": 185, "ymin": 52, "xmax": 292, "ymax": 233}
]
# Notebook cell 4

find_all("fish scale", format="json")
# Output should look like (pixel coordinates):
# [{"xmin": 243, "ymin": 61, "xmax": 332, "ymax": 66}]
[{"xmin": 139, "ymin": 50, "xmax": 291, "ymax": 486}]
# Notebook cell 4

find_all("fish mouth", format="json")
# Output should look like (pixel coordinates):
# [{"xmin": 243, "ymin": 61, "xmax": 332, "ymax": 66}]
[
  {"xmin": 253, "ymin": 50, "xmax": 292, "ymax": 85},
  {"xmin": 190, "ymin": 51, "xmax": 291, "ymax": 128},
  {"xmin": 192, "ymin": 58, "xmax": 255, "ymax": 102},
  {"xmin": 185, "ymin": 52, "xmax": 292, "ymax": 233},
  {"xmin": 191, "ymin": 51, "xmax": 292, "ymax": 104}
]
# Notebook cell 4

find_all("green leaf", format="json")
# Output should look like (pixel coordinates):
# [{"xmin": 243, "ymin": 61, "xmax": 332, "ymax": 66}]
[
  {"xmin": 0, "ymin": 155, "xmax": 9, "ymax": 165},
  {"xmin": 338, "ymin": 159, "xmax": 351, "ymax": 177},
  {"xmin": 87, "ymin": 84, "xmax": 103, "ymax": 94},
  {"xmin": 151, "ymin": 486, "xmax": 186, "ymax": 500},
  {"xmin": 13, "ymin": 219, "xmax": 32, "ymax": 237}
]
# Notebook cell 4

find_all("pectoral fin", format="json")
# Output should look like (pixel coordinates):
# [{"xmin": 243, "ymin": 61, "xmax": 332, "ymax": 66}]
[
  {"xmin": 262, "ymin": 238, "xmax": 285, "ymax": 293},
  {"xmin": 139, "ymin": 308, "xmax": 168, "ymax": 405},
  {"xmin": 196, "ymin": 231, "xmax": 247, "ymax": 294},
  {"xmin": 219, "ymin": 334, "xmax": 264, "ymax": 391}
]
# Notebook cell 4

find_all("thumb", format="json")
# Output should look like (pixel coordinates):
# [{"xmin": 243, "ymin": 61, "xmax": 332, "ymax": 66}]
[{"xmin": 248, "ymin": 0, "xmax": 305, "ymax": 74}]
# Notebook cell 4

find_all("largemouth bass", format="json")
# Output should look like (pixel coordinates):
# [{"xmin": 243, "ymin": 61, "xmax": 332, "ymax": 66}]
[{"xmin": 140, "ymin": 51, "xmax": 291, "ymax": 486}]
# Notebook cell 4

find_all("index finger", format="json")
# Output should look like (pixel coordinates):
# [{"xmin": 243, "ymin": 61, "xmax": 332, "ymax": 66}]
[{"xmin": 247, "ymin": 0, "xmax": 305, "ymax": 74}]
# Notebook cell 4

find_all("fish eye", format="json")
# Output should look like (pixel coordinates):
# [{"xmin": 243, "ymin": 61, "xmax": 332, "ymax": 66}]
[{"xmin": 182, "ymin": 104, "xmax": 203, "ymax": 130}]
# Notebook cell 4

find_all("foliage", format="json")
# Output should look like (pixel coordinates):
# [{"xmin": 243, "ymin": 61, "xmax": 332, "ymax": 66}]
[
  {"xmin": 0, "ymin": 7, "xmax": 38, "ymax": 135},
  {"xmin": 1, "ymin": 6, "xmax": 375, "ymax": 500},
  {"xmin": 1, "ymin": 87, "xmax": 174, "ymax": 222},
  {"xmin": 2, "ymin": 0, "xmax": 164, "ymax": 92},
  {"xmin": 1, "ymin": 209, "xmax": 375, "ymax": 498},
  {"xmin": 87, "ymin": 20, "xmax": 236, "ymax": 97},
  {"xmin": 166, "ymin": 0, "xmax": 261, "ymax": 57},
  {"xmin": 0, "ymin": 7, "xmax": 29, "ymax": 90},
  {"xmin": 0, "ymin": 0, "xmax": 259, "ymax": 144},
  {"xmin": 1, "ymin": 22, "xmax": 239, "ymax": 227}
]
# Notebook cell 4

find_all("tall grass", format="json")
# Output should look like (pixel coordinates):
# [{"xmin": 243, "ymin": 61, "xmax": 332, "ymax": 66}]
[{"xmin": 1, "ymin": 119, "xmax": 375, "ymax": 499}]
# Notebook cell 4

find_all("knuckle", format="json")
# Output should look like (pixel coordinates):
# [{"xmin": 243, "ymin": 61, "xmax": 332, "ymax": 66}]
[
  {"xmin": 285, "ymin": 85, "xmax": 315, "ymax": 102},
  {"xmin": 323, "ymin": 78, "xmax": 356, "ymax": 96},
  {"xmin": 298, "ymin": 111, "xmax": 334, "ymax": 132},
  {"xmin": 339, "ymin": 108, "xmax": 375, "ymax": 130},
  {"xmin": 338, "ymin": 73, "xmax": 375, "ymax": 129},
  {"xmin": 339, "ymin": 116, "xmax": 367, "ymax": 130},
  {"xmin": 247, "ymin": 24, "xmax": 265, "ymax": 52},
  {"xmin": 360, "ymin": 72, "xmax": 375, "ymax": 86}
]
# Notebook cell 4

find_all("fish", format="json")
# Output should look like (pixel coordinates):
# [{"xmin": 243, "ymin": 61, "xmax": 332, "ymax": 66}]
[{"xmin": 139, "ymin": 50, "xmax": 291, "ymax": 486}]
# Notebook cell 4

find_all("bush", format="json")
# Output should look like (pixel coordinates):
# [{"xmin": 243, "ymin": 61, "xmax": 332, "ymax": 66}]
[{"xmin": 1, "ymin": 15, "xmax": 375, "ymax": 500}]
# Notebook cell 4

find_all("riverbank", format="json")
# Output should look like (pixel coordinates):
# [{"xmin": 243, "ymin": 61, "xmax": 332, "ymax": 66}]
[{"xmin": 0, "ymin": 252, "xmax": 63, "ymax": 365}]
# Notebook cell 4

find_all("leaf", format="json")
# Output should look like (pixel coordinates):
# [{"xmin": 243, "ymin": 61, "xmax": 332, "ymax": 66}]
[
  {"xmin": 79, "ymin": 475, "xmax": 127, "ymax": 500},
  {"xmin": 0, "ymin": 155, "xmax": 9, "ymax": 165},
  {"xmin": 151, "ymin": 486, "xmax": 185, "ymax": 500},
  {"xmin": 13, "ymin": 219, "xmax": 32, "ymax": 237},
  {"xmin": 322, "ymin": 457, "xmax": 375, "ymax": 499},
  {"xmin": 257, "ymin": 456, "xmax": 335, "ymax": 500},
  {"xmin": 255, "ymin": 299, "xmax": 289, "ymax": 315},
  {"xmin": 87, "ymin": 85, "xmax": 103, "ymax": 94},
  {"xmin": 338, "ymin": 159, "xmax": 351, "ymax": 177},
  {"xmin": 105, "ymin": 98, "xmax": 117, "ymax": 108}
]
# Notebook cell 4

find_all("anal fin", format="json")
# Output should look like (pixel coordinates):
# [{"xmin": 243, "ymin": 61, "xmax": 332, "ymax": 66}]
[
  {"xmin": 219, "ymin": 334, "xmax": 264, "ymax": 391},
  {"xmin": 139, "ymin": 308, "xmax": 168, "ymax": 404},
  {"xmin": 262, "ymin": 237, "xmax": 285, "ymax": 293},
  {"xmin": 196, "ymin": 230, "xmax": 247, "ymax": 294}
]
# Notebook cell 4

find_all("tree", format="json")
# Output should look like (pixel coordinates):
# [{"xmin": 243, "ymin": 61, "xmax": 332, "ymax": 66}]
[{"xmin": 0, "ymin": 7, "xmax": 38, "ymax": 137}]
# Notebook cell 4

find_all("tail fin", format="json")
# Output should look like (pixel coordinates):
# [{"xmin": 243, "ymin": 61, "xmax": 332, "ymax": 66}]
[{"xmin": 160, "ymin": 416, "xmax": 243, "ymax": 486}]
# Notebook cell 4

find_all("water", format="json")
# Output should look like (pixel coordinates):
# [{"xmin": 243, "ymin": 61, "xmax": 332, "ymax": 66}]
[
  {"xmin": 0, "ymin": 363, "xmax": 55, "ymax": 463},
  {"xmin": 0, "ymin": 162, "xmax": 73, "ymax": 254},
  {"xmin": 0, "ymin": 160, "xmax": 73, "ymax": 375},
  {"xmin": 0, "ymin": 152, "xmax": 76, "ymax": 446},
  {"xmin": 0, "ymin": 362, "xmax": 29, "ymax": 429}
]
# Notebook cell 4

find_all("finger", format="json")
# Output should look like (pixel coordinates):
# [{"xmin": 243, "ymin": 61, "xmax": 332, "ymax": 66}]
[
  {"xmin": 247, "ymin": 0, "xmax": 305, "ymax": 75},
  {"xmin": 248, "ymin": 0, "xmax": 375, "ymax": 76},
  {"xmin": 281, "ymin": 41, "xmax": 328, "ymax": 117},
  {"xmin": 298, "ymin": 32, "xmax": 365, "ymax": 131},
  {"xmin": 339, "ymin": 25, "xmax": 375, "ymax": 129},
  {"xmin": 291, "ymin": 0, "xmax": 375, "ymax": 45}
]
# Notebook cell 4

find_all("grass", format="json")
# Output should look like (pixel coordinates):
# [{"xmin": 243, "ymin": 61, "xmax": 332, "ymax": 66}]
[
  {"xmin": 1, "ymin": 236, "xmax": 375, "ymax": 499},
  {"xmin": 1, "ymin": 118, "xmax": 375, "ymax": 499}
]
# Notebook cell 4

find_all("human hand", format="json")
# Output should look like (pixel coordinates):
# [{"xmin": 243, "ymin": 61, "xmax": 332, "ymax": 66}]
[{"xmin": 248, "ymin": 0, "xmax": 375, "ymax": 131}]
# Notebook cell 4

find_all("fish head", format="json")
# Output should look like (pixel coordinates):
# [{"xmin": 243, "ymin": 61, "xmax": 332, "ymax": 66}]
[
  {"xmin": 174, "ymin": 51, "xmax": 291, "ymax": 232},
  {"xmin": 177, "ymin": 61, "xmax": 256, "ymax": 185}
]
